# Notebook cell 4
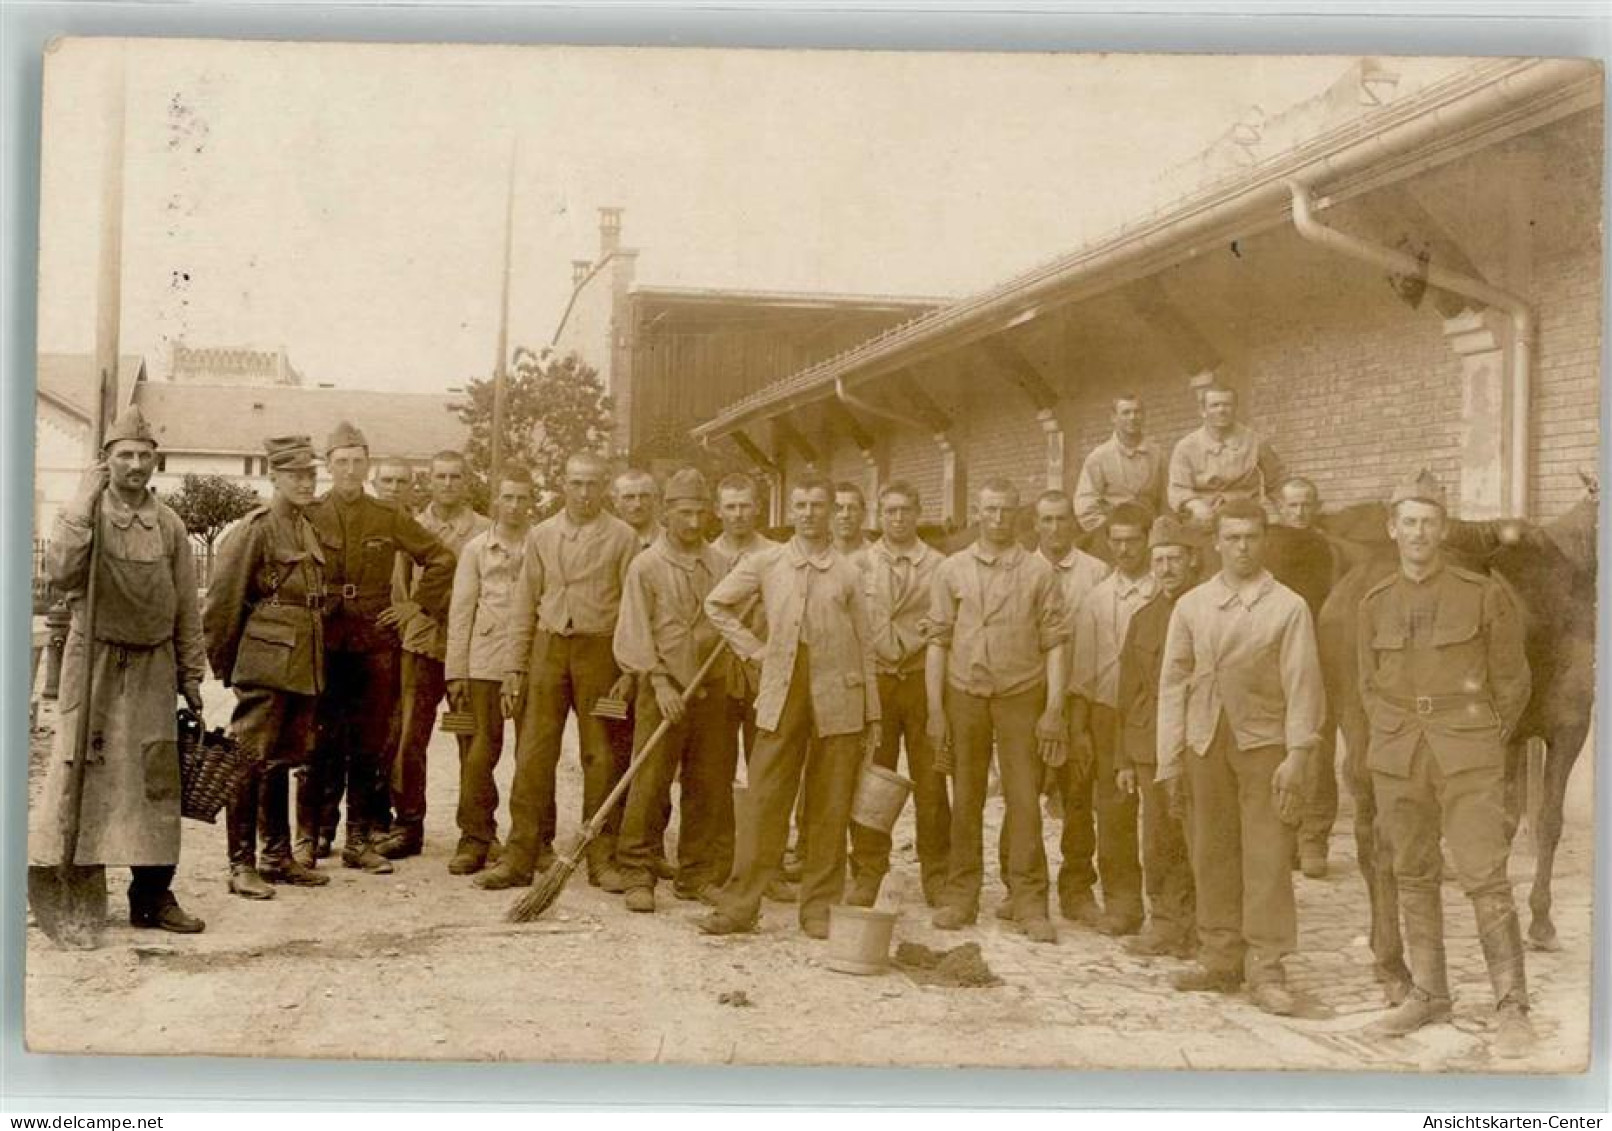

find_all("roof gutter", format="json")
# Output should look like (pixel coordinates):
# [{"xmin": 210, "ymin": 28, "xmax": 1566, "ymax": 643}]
[
  {"xmin": 1287, "ymin": 181, "xmax": 1534, "ymax": 517},
  {"xmin": 694, "ymin": 57, "xmax": 1595, "ymax": 446}
]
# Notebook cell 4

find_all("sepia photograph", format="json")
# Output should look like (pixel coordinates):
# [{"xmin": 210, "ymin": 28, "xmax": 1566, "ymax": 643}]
[{"xmin": 22, "ymin": 37, "xmax": 1603, "ymax": 1076}]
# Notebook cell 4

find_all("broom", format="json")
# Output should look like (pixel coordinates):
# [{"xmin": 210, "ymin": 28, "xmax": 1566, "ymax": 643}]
[{"xmin": 507, "ymin": 596, "xmax": 756, "ymax": 923}]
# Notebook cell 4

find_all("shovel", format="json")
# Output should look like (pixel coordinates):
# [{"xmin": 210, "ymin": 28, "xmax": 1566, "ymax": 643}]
[{"xmin": 27, "ymin": 488, "xmax": 109, "ymax": 948}]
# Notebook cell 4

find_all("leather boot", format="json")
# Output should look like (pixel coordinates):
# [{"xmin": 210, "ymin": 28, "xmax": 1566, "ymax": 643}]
[
  {"xmin": 226, "ymin": 768, "xmax": 261, "ymax": 871},
  {"xmin": 1366, "ymin": 888, "xmax": 1452, "ymax": 1038},
  {"xmin": 1474, "ymin": 892, "xmax": 1533, "ymax": 1058},
  {"xmin": 341, "ymin": 826, "xmax": 395, "ymax": 874}
]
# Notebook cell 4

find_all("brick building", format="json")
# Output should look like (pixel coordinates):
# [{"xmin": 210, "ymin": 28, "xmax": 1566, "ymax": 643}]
[{"xmin": 693, "ymin": 58, "xmax": 1603, "ymax": 529}]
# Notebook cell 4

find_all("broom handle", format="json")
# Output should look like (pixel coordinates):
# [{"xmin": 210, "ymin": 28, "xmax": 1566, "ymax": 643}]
[{"xmin": 572, "ymin": 594, "xmax": 759, "ymax": 851}]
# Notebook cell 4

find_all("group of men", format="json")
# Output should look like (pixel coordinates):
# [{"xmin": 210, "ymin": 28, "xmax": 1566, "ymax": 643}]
[{"xmin": 31, "ymin": 381, "xmax": 1536, "ymax": 1059}]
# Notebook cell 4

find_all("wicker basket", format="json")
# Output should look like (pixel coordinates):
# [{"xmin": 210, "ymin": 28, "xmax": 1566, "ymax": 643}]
[{"xmin": 177, "ymin": 708, "xmax": 256, "ymax": 823}]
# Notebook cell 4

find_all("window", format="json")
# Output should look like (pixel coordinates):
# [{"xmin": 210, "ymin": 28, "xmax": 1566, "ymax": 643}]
[
  {"xmin": 156, "ymin": 454, "xmax": 166, "ymax": 473},
  {"xmin": 244, "ymin": 456, "xmax": 254, "ymax": 476}
]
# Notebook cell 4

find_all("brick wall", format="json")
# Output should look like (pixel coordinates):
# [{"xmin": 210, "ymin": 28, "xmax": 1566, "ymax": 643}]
[{"xmin": 773, "ymin": 108, "xmax": 1600, "ymax": 526}]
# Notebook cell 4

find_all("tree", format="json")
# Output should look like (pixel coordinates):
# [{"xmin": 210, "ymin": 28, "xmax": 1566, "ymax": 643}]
[
  {"xmin": 164, "ymin": 473, "xmax": 261, "ymax": 576},
  {"xmin": 454, "ymin": 347, "xmax": 615, "ymax": 498}
]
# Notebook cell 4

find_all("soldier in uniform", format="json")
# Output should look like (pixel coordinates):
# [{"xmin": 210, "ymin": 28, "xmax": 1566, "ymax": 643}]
[
  {"xmin": 1167, "ymin": 385, "xmax": 1285, "ymax": 524},
  {"xmin": 378, "ymin": 450, "xmax": 489, "ymax": 860},
  {"xmin": 297, "ymin": 422, "xmax": 455, "ymax": 875},
  {"xmin": 29, "ymin": 406, "xmax": 207, "ymax": 934},
  {"xmin": 204, "ymin": 436, "xmax": 330, "ymax": 898},
  {"xmin": 1360, "ymin": 470, "xmax": 1534, "ymax": 1059},
  {"xmin": 613, "ymin": 469, "xmax": 737, "ymax": 912},
  {"xmin": 1113, "ymin": 514, "xmax": 1200, "ymax": 958}
]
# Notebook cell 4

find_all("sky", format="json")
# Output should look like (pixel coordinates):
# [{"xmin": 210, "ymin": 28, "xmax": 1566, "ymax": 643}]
[{"xmin": 36, "ymin": 40, "xmax": 1472, "ymax": 394}]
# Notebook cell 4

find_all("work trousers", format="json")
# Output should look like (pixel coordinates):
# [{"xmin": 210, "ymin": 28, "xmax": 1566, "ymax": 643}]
[
  {"xmin": 1186, "ymin": 719, "xmax": 1296, "ymax": 986},
  {"xmin": 1137, "ymin": 761, "xmax": 1195, "ymax": 942},
  {"xmin": 729, "ymin": 695, "xmax": 759, "ymax": 767},
  {"xmin": 394, "ymin": 651, "xmax": 469, "ymax": 833},
  {"xmin": 299, "ymin": 648, "xmax": 400, "ymax": 846},
  {"xmin": 1298, "ymin": 713, "xmax": 1340, "ymax": 863},
  {"xmin": 505, "ymin": 633, "xmax": 626, "ymax": 875},
  {"xmin": 849, "ymin": 670, "xmax": 951, "ymax": 898},
  {"xmin": 457, "ymin": 678, "xmax": 510, "ymax": 847},
  {"xmin": 718, "ymin": 647, "xmax": 862, "ymax": 927},
  {"xmin": 127, "ymin": 864, "xmax": 176, "ymax": 913},
  {"xmin": 618, "ymin": 682, "xmax": 738, "ymax": 893},
  {"xmin": 1086, "ymin": 702, "xmax": 1142, "ymax": 920},
  {"xmin": 946, "ymin": 683, "xmax": 1050, "ymax": 922}
]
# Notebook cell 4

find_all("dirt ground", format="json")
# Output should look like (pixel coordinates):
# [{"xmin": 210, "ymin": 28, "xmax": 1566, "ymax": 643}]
[{"xmin": 23, "ymin": 680, "xmax": 1597, "ymax": 1074}]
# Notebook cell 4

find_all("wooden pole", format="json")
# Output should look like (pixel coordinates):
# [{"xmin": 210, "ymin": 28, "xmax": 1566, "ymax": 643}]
[
  {"xmin": 94, "ymin": 48, "xmax": 127, "ymax": 438},
  {"xmin": 490, "ymin": 140, "xmax": 515, "ymax": 485}
]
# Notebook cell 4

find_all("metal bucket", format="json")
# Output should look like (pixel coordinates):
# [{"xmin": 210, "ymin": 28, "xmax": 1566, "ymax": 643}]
[
  {"xmin": 850, "ymin": 764, "xmax": 913, "ymax": 834},
  {"xmin": 826, "ymin": 904, "xmax": 897, "ymax": 975}
]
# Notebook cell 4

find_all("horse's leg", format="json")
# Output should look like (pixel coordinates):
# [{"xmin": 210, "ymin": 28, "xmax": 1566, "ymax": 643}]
[
  {"xmin": 1529, "ymin": 725, "xmax": 1585, "ymax": 952},
  {"xmin": 1342, "ymin": 705, "xmax": 1409, "ymax": 999}
]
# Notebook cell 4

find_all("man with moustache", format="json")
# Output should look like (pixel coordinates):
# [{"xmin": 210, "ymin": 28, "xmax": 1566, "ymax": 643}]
[
  {"xmin": 1066, "ymin": 501, "xmax": 1156, "ymax": 937},
  {"xmin": 479, "ymin": 452, "xmax": 639, "ymax": 892},
  {"xmin": 1073, "ymin": 394, "xmax": 1167, "ymax": 533},
  {"xmin": 1113, "ymin": 514, "xmax": 1200, "ymax": 958},
  {"xmin": 612, "ymin": 468, "xmax": 661, "ymax": 551},
  {"xmin": 929, "ymin": 479, "xmax": 1069, "ymax": 944},
  {"xmin": 1167, "ymin": 385, "xmax": 1285, "ymax": 524},
  {"xmin": 298, "ymin": 423, "xmax": 455, "ymax": 876},
  {"xmin": 29, "ymin": 406, "xmax": 208, "ymax": 934},
  {"xmin": 1359, "ymin": 470, "xmax": 1534, "ymax": 1059},
  {"xmin": 848, "ymin": 481, "xmax": 950, "ymax": 908},
  {"xmin": 205, "ymin": 436, "xmax": 330, "ymax": 899},
  {"xmin": 614, "ymin": 469, "xmax": 737, "ymax": 912},
  {"xmin": 377, "ymin": 450, "xmax": 489, "ymax": 860},
  {"xmin": 1157, "ymin": 498, "xmax": 1324, "ymax": 1015},
  {"xmin": 698, "ymin": 476, "xmax": 880, "ymax": 940},
  {"xmin": 444, "ymin": 466, "xmax": 536, "ymax": 875}
]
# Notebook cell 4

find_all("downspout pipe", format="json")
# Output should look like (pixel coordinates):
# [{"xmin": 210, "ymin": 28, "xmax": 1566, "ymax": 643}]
[
  {"xmin": 1287, "ymin": 181, "xmax": 1535, "ymax": 518},
  {"xmin": 835, "ymin": 372, "xmax": 930, "ymax": 430}
]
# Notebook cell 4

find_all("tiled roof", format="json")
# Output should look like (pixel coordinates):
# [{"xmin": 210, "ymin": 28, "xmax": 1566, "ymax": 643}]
[
  {"xmin": 131, "ymin": 381, "xmax": 468, "ymax": 459},
  {"xmin": 35, "ymin": 353, "xmax": 147, "ymax": 419}
]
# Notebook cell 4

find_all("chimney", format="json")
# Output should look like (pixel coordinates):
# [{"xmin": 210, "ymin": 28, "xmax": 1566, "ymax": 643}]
[
  {"xmin": 599, "ymin": 207, "xmax": 623, "ymax": 255},
  {"xmin": 572, "ymin": 259, "xmax": 592, "ymax": 286}
]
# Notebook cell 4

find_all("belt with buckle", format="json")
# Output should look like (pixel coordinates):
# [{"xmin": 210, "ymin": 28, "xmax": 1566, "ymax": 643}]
[
  {"xmin": 269, "ymin": 592, "xmax": 325, "ymax": 609},
  {"xmin": 1381, "ymin": 691, "xmax": 1489, "ymax": 715},
  {"xmin": 340, "ymin": 584, "xmax": 359, "ymax": 599}
]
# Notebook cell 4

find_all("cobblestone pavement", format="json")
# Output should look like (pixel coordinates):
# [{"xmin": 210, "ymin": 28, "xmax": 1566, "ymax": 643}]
[{"xmin": 24, "ymin": 687, "xmax": 1596, "ymax": 1074}]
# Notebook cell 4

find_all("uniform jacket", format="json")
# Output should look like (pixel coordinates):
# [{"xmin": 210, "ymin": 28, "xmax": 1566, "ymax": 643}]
[
  {"xmin": 1357, "ymin": 563, "xmax": 1531, "ymax": 778},
  {"xmin": 1070, "ymin": 568, "xmax": 1158, "ymax": 707},
  {"xmin": 444, "ymin": 526, "xmax": 526, "ymax": 682},
  {"xmin": 203, "ymin": 498, "xmax": 326, "ymax": 696},
  {"xmin": 1156, "ymin": 569, "xmax": 1325, "ymax": 780},
  {"xmin": 309, "ymin": 490, "xmax": 454, "ymax": 654},
  {"xmin": 28, "ymin": 490, "xmax": 205, "ymax": 866},
  {"xmin": 705, "ymin": 537, "xmax": 880, "ymax": 738},
  {"xmin": 1167, "ymin": 423, "xmax": 1285, "ymax": 513},
  {"xmin": 1073, "ymin": 434, "xmax": 1166, "ymax": 532}
]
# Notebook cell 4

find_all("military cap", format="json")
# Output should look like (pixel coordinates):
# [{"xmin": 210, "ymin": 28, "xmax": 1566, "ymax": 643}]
[
  {"xmin": 102, "ymin": 405, "xmax": 157, "ymax": 449},
  {"xmin": 1390, "ymin": 468, "xmax": 1447, "ymax": 511},
  {"xmin": 265, "ymin": 434, "xmax": 318, "ymax": 472},
  {"xmin": 325, "ymin": 420, "xmax": 369, "ymax": 455},
  {"xmin": 662, "ymin": 468, "xmax": 709, "ymax": 504},
  {"xmin": 1148, "ymin": 513, "xmax": 1197, "ymax": 551}
]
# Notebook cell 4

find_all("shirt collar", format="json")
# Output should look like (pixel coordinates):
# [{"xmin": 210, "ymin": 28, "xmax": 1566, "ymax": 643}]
[
  {"xmin": 1213, "ymin": 569, "xmax": 1275, "ymax": 609},
  {"xmin": 875, "ymin": 538, "xmax": 927, "ymax": 566},
  {"xmin": 486, "ymin": 525, "xmax": 525, "ymax": 556},
  {"xmin": 1398, "ymin": 561, "xmax": 1447, "ymax": 587},
  {"xmin": 1114, "ymin": 433, "xmax": 1153, "ymax": 458},
  {"xmin": 971, "ymin": 540, "xmax": 1020, "ymax": 567},
  {"xmin": 105, "ymin": 489, "xmax": 159, "ymax": 530},
  {"xmin": 558, "ymin": 511, "xmax": 603, "ymax": 542},
  {"xmin": 788, "ymin": 537, "xmax": 837, "ymax": 572},
  {"xmin": 653, "ymin": 533, "xmax": 705, "ymax": 573},
  {"xmin": 425, "ymin": 503, "xmax": 476, "ymax": 536},
  {"xmin": 718, "ymin": 531, "xmax": 766, "ymax": 557},
  {"xmin": 1115, "ymin": 570, "xmax": 1157, "ymax": 601},
  {"xmin": 1200, "ymin": 422, "xmax": 1249, "ymax": 454},
  {"xmin": 1053, "ymin": 546, "xmax": 1099, "ymax": 573}
]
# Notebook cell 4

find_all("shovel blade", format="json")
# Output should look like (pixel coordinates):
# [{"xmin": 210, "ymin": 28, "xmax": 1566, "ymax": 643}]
[{"xmin": 27, "ymin": 864, "xmax": 107, "ymax": 950}]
